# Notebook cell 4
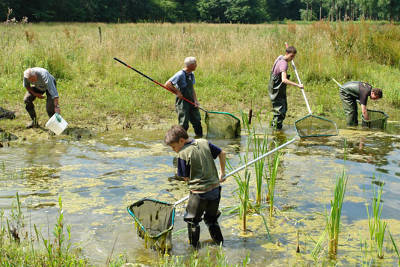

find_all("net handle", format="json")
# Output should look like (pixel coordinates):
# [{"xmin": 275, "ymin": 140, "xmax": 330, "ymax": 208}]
[
  {"xmin": 174, "ymin": 136, "xmax": 298, "ymax": 206},
  {"xmin": 113, "ymin": 57, "xmax": 207, "ymax": 113},
  {"xmin": 285, "ymin": 43, "xmax": 312, "ymax": 114},
  {"xmin": 332, "ymin": 78, "xmax": 344, "ymax": 89}
]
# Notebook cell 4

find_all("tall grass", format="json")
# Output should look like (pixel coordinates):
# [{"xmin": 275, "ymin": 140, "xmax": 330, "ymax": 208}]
[
  {"xmin": 0, "ymin": 22, "xmax": 399, "ymax": 132},
  {"xmin": 366, "ymin": 181, "xmax": 387, "ymax": 259}
]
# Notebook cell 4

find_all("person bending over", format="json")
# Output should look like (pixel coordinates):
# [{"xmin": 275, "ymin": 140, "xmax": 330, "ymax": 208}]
[
  {"xmin": 23, "ymin": 67, "xmax": 60, "ymax": 128},
  {"xmin": 339, "ymin": 81, "xmax": 382, "ymax": 126}
]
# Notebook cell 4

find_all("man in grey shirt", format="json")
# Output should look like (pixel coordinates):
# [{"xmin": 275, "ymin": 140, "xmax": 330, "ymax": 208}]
[{"xmin": 23, "ymin": 67, "xmax": 60, "ymax": 128}]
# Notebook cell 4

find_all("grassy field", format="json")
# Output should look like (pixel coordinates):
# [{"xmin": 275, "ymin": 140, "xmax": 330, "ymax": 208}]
[{"xmin": 0, "ymin": 22, "xmax": 399, "ymax": 134}]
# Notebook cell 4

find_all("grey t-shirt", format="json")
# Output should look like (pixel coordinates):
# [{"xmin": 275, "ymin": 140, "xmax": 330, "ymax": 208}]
[
  {"xmin": 23, "ymin": 67, "xmax": 59, "ymax": 99},
  {"xmin": 272, "ymin": 56, "xmax": 288, "ymax": 76},
  {"xmin": 168, "ymin": 69, "xmax": 195, "ymax": 91}
]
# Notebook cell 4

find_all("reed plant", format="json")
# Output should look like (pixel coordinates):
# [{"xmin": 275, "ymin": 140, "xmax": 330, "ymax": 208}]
[
  {"xmin": 366, "ymin": 181, "xmax": 387, "ymax": 259},
  {"xmin": 312, "ymin": 170, "xmax": 348, "ymax": 259},
  {"xmin": 252, "ymin": 131, "xmax": 268, "ymax": 206},
  {"xmin": 388, "ymin": 229, "xmax": 400, "ymax": 264},
  {"xmin": 266, "ymin": 146, "xmax": 280, "ymax": 218},
  {"xmin": 327, "ymin": 170, "xmax": 348, "ymax": 257}
]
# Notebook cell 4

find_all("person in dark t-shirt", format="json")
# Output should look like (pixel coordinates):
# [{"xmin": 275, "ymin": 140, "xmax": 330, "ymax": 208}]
[{"xmin": 339, "ymin": 81, "xmax": 382, "ymax": 126}]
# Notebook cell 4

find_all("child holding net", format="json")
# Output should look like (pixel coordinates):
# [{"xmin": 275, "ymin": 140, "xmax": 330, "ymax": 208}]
[{"xmin": 165, "ymin": 125, "xmax": 226, "ymax": 248}]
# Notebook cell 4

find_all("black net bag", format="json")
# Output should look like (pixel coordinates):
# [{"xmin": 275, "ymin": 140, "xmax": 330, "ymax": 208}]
[
  {"xmin": 127, "ymin": 199, "xmax": 175, "ymax": 251},
  {"xmin": 362, "ymin": 110, "xmax": 388, "ymax": 129}
]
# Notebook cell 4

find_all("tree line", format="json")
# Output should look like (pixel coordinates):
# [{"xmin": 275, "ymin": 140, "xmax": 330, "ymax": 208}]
[{"xmin": 1, "ymin": 0, "xmax": 399, "ymax": 23}]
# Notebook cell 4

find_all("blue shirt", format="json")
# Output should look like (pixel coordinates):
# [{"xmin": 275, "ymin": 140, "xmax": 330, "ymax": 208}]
[
  {"xmin": 168, "ymin": 70, "xmax": 195, "ymax": 91},
  {"xmin": 177, "ymin": 141, "xmax": 221, "ymax": 178}
]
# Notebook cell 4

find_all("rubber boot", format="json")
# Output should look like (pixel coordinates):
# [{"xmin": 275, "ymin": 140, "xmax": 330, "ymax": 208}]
[
  {"xmin": 187, "ymin": 223, "xmax": 200, "ymax": 248},
  {"xmin": 26, "ymin": 117, "xmax": 39, "ymax": 129},
  {"xmin": 207, "ymin": 223, "xmax": 223, "ymax": 245}
]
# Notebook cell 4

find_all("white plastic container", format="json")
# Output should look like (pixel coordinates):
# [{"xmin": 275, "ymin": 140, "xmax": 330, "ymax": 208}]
[{"xmin": 45, "ymin": 113, "xmax": 68, "ymax": 135}]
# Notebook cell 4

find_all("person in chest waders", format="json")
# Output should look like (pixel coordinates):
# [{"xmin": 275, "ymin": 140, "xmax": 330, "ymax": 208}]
[
  {"xmin": 339, "ymin": 81, "xmax": 382, "ymax": 126},
  {"xmin": 268, "ymin": 46, "xmax": 304, "ymax": 130},
  {"xmin": 165, "ymin": 57, "xmax": 203, "ymax": 138}
]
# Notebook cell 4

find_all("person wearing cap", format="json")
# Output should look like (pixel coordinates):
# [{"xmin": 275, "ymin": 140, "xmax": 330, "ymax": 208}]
[
  {"xmin": 23, "ymin": 67, "xmax": 60, "ymax": 128},
  {"xmin": 339, "ymin": 81, "xmax": 382, "ymax": 126},
  {"xmin": 268, "ymin": 46, "xmax": 304, "ymax": 130},
  {"xmin": 165, "ymin": 57, "xmax": 203, "ymax": 138}
]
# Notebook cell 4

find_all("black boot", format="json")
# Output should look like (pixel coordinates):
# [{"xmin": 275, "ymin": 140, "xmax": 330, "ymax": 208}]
[
  {"xmin": 26, "ymin": 117, "xmax": 39, "ymax": 129},
  {"xmin": 187, "ymin": 223, "xmax": 200, "ymax": 248},
  {"xmin": 207, "ymin": 223, "xmax": 223, "ymax": 245}
]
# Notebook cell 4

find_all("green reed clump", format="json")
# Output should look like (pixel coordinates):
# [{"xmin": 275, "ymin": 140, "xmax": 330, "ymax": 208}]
[
  {"xmin": 312, "ymin": 170, "xmax": 348, "ymax": 259},
  {"xmin": 327, "ymin": 170, "xmax": 348, "ymax": 257},
  {"xmin": 251, "ymin": 129, "xmax": 268, "ymax": 206},
  {"xmin": 366, "ymin": 181, "xmax": 387, "ymax": 259},
  {"xmin": 266, "ymin": 145, "xmax": 280, "ymax": 218},
  {"xmin": 159, "ymin": 245, "xmax": 249, "ymax": 267}
]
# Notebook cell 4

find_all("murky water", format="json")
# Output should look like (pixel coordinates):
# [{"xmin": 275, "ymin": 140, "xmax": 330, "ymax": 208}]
[{"xmin": 1, "ymin": 120, "xmax": 400, "ymax": 266}]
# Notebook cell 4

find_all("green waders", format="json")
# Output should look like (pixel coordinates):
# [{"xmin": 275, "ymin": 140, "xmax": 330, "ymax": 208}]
[
  {"xmin": 339, "ymin": 82, "xmax": 360, "ymax": 126},
  {"xmin": 268, "ymin": 62, "xmax": 287, "ymax": 130},
  {"xmin": 176, "ymin": 72, "xmax": 203, "ymax": 137}
]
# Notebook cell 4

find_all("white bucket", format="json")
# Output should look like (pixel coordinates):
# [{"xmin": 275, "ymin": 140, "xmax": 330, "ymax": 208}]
[{"xmin": 45, "ymin": 113, "xmax": 68, "ymax": 135}]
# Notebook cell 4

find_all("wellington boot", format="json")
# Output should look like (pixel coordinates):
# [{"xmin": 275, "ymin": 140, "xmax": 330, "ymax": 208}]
[
  {"xmin": 26, "ymin": 118, "xmax": 39, "ymax": 129},
  {"xmin": 208, "ymin": 223, "xmax": 223, "ymax": 245},
  {"xmin": 187, "ymin": 224, "xmax": 200, "ymax": 248}
]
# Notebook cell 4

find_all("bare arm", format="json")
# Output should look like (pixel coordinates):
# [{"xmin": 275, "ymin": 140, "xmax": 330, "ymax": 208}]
[
  {"xmin": 282, "ymin": 72, "xmax": 303, "ymax": 89},
  {"xmin": 53, "ymin": 97, "xmax": 60, "ymax": 114},
  {"xmin": 165, "ymin": 81, "xmax": 183, "ymax": 99},
  {"xmin": 361, "ymin": 104, "xmax": 369, "ymax": 120},
  {"xmin": 25, "ymin": 85, "xmax": 44, "ymax": 99},
  {"xmin": 218, "ymin": 150, "xmax": 226, "ymax": 182}
]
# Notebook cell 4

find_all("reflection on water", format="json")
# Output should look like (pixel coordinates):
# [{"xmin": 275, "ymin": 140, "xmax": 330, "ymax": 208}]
[{"xmin": 0, "ymin": 126, "xmax": 400, "ymax": 265}]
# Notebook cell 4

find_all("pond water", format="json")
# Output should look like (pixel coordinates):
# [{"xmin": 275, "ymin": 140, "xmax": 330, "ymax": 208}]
[{"xmin": 1, "ymin": 120, "xmax": 400, "ymax": 266}]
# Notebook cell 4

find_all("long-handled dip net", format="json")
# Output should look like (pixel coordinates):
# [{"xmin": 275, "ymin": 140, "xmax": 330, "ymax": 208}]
[
  {"xmin": 126, "ymin": 113, "xmax": 337, "ymax": 251},
  {"xmin": 362, "ymin": 109, "xmax": 388, "ymax": 129},
  {"xmin": 114, "ymin": 58, "xmax": 241, "ymax": 139},
  {"xmin": 284, "ymin": 43, "xmax": 338, "ymax": 137}
]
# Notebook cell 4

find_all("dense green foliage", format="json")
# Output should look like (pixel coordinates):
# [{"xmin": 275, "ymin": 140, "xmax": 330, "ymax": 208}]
[{"xmin": 2, "ymin": 0, "xmax": 400, "ymax": 23}]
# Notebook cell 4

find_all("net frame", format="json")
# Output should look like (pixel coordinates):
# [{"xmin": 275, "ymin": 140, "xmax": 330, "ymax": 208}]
[
  {"xmin": 205, "ymin": 111, "xmax": 241, "ymax": 139},
  {"xmin": 362, "ymin": 109, "xmax": 388, "ymax": 129},
  {"xmin": 294, "ymin": 114, "xmax": 339, "ymax": 138},
  {"xmin": 127, "ymin": 198, "xmax": 175, "ymax": 239}
]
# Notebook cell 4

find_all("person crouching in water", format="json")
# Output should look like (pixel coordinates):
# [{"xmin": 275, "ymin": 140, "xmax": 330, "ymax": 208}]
[
  {"xmin": 339, "ymin": 81, "xmax": 382, "ymax": 126},
  {"xmin": 23, "ymin": 67, "xmax": 60, "ymax": 128},
  {"xmin": 165, "ymin": 125, "xmax": 226, "ymax": 248},
  {"xmin": 165, "ymin": 57, "xmax": 203, "ymax": 138}
]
